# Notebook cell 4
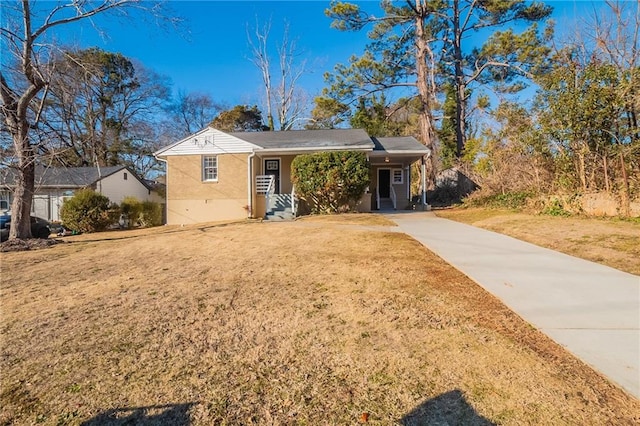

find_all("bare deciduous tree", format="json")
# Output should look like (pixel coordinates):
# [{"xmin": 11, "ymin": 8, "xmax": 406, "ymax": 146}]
[
  {"xmin": 247, "ymin": 20, "xmax": 308, "ymax": 131},
  {"xmin": 0, "ymin": 0, "xmax": 177, "ymax": 240},
  {"xmin": 169, "ymin": 91, "xmax": 222, "ymax": 137}
]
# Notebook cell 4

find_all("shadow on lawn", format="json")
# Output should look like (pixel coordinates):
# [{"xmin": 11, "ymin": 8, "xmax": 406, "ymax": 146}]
[
  {"xmin": 400, "ymin": 389, "xmax": 496, "ymax": 425},
  {"xmin": 81, "ymin": 402, "xmax": 197, "ymax": 425}
]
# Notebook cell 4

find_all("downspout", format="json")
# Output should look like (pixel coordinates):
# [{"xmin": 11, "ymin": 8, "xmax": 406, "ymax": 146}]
[
  {"xmin": 154, "ymin": 155, "xmax": 168, "ymax": 224},
  {"xmin": 247, "ymin": 151, "xmax": 255, "ymax": 219}
]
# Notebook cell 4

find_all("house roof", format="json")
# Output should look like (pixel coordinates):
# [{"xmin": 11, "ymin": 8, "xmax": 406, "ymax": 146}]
[
  {"xmin": 153, "ymin": 127, "xmax": 431, "ymax": 158},
  {"xmin": 229, "ymin": 128, "xmax": 375, "ymax": 151},
  {"xmin": 371, "ymin": 136, "xmax": 430, "ymax": 155},
  {"xmin": 1, "ymin": 165, "xmax": 141, "ymax": 188}
]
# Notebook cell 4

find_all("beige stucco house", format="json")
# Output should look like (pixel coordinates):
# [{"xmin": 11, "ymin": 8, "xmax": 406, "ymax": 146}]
[
  {"xmin": 0, "ymin": 165, "xmax": 164, "ymax": 222},
  {"xmin": 154, "ymin": 127, "xmax": 430, "ymax": 225}
]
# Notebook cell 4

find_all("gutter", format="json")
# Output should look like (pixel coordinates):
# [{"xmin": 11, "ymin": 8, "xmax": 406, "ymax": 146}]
[
  {"xmin": 256, "ymin": 145, "xmax": 374, "ymax": 154},
  {"xmin": 247, "ymin": 151, "xmax": 255, "ymax": 219},
  {"xmin": 369, "ymin": 150, "xmax": 431, "ymax": 156}
]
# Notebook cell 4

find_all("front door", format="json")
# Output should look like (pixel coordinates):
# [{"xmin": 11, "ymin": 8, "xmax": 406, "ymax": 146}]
[
  {"xmin": 378, "ymin": 169, "xmax": 390, "ymax": 198},
  {"xmin": 264, "ymin": 159, "xmax": 281, "ymax": 194}
]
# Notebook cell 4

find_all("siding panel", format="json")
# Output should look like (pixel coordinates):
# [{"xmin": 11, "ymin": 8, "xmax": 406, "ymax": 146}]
[{"xmin": 159, "ymin": 129, "xmax": 259, "ymax": 156}]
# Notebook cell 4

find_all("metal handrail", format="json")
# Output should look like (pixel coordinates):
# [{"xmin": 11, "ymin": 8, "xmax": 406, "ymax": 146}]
[
  {"xmin": 390, "ymin": 185, "xmax": 397, "ymax": 210},
  {"xmin": 266, "ymin": 176, "xmax": 275, "ymax": 212},
  {"xmin": 291, "ymin": 184, "xmax": 296, "ymax": 217},
  {"xmin": 256, "ymin": 175, "xmax": 275, "ymax": 215}
]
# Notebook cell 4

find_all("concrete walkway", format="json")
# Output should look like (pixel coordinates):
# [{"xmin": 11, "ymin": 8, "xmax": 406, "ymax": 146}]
[{"xmin": 387, "ymin": 212, "xmax": 640, "ymax": 399}]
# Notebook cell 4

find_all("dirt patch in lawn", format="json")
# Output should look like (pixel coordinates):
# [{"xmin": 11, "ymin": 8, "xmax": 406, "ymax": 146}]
[
  {"xmin": 1, "ymin": 220, "xmax": 638, "ymax": 425},
  {"xmin": 297, "ymin": 212, "xmax": 397, "ymax": 227},
  {"xmin": 0, "ymin": 238, "xmax": 65, "ymax": 252},
  {"xmin": 436, "ymin": 208, "xmax": 640, "ymax": 275}
]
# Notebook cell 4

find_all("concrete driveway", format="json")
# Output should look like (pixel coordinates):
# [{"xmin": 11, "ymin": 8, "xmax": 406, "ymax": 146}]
[{"xmin": 388, "ymin": 212, "xmax": 640, "ymax": 399}]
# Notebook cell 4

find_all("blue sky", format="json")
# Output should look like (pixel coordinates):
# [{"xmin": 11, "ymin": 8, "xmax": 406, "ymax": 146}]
[{"xmin": 41, "ymin": 0, "xmax": 610, "ymax": 109}]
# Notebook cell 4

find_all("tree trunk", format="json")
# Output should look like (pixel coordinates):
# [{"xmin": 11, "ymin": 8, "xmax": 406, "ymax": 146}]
[
  {"xmin": 577, "ymin": 150, "xmax": 587, "ymax": 192},
  {"xmin": 619, "ymin": 151, "xmax": 630, "ymax": 217},
  {"xmin": 414, "ymin": 1, "xmax": 436, "ymax": 188},
  {"xmin": 9, "ymin": 123, "xmax": 35, "ymax": 239},
  {"xmin": 452, "ymin": 0, "xmax": 466, "ymax": 158}
]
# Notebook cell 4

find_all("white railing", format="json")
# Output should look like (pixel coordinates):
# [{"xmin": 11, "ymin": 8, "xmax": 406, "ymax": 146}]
[
  {"xmin": 257, "ymin": 175, "xmax": 275, "ymax": 215},
  {"xmin": 291, "ymin": 185, "xmax": 297, "ymax": 217},
  {"xmin": 375, "ymin": 186, "xmax": 380, "ymax": 210},
  {"xmin": 256, "ymin": 175, "xmax": 274, "ymax": 195},
  {"xmin": 390, "ymin": 185, "xmax": 397, "ymax": 210}
]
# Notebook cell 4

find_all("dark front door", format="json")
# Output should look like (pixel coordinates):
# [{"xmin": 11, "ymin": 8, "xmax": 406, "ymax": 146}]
[
  {"xmin": 264, "ymin": 159, "xmax": 281, "ymax": 194},
  {"xmin": 378, "ymin": 169, "xmax": 390, "ymax": 198}
]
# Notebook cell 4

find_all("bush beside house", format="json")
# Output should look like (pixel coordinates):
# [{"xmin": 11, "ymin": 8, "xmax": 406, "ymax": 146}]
[
  {"xmin": 120, "ymin": 197, "xmax": 163, "ymax": 228},
  {"xmin": 291, "ymin": 151, "xmax": 370, "ymax": 214},
  {"xmin": 61, "ymin": 190, "xmax": 163, "ymax": 233},
  {"xmin": 60, "ymin": 189, "xmax": 120, "ymax": 233}
]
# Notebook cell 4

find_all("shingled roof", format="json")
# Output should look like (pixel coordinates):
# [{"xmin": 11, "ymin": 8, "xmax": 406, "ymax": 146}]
[
  {"xmin": 229, "ymin": 128, "xmax": 374, "ymax": 151},
  {"xmin": 1, "ymin": 165, "xmax": 131, "ymax": 188},
  {"xmin": 371, "ymin": 136, "xmax": 430, "ymax": 154},
  {"xmin": 153, "ymin": 127, "xmax": 431, "ymax": 157}
]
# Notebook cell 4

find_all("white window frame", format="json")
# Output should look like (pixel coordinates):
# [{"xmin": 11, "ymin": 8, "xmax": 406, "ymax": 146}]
[
  {"xmin": 392, "ymin": 168, "xmax": 403, "ymax": 184},
  {"xmin": 202, "ymin": 155, "xmax": 218, "ymax": 182}
]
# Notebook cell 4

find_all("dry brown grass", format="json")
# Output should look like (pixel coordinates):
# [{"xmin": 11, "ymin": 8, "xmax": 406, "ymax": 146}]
[
  {"xmin": 1, "ymin": 218, "xmax": 638, "ymax": 425},
  {"xmin": 435, "ymin": 208, "xmax": 640, "ymax": 275},
  {"xmin": 297, "ymin": 212, "xmax": 397, "ymax": 227}
]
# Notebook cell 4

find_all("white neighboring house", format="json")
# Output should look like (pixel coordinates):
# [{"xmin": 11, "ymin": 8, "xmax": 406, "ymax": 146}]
[{"xmin": 0, "ymin": 165, "xmax": 164, "ymax": 222}]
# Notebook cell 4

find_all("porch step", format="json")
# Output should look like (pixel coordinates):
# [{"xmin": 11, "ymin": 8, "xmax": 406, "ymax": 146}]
[
  {"xmin": 265, "ymin": 212, "xmax": 295, "ymax": 221},
  {"xmin": 268, "ymin": 194, "xmax": 293, "ymax": 211},
  {"xmin": 265, "ymin": 194, "xmax": 295, "ymax": 221},
  {"xmin": 378, "ymin": 198, "xmax": 395, "ymax": 211},
  {"xmin": 265, "ymin": 207, "xmax": 294, "ymax": 221}
]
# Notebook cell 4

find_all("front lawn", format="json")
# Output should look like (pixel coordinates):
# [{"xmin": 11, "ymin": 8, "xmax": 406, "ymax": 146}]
[{"xmin": 1, "ymin": 219, "xmax": 637, "ymax": 424}]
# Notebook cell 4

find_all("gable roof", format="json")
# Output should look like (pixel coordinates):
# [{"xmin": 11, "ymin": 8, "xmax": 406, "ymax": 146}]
[
  {"xmin": 154, "ymin": 127, "xmax": 262, "ymax": 157},
  {"xmin": 154, "ymin": 127, "xmax": 430, "ymax": 157},
  {"xmin": 1, "ymin": 165, "xmax": 146, "ymax": 189},
  {"xmin": 229, "ymin": 128, "xmax": 374, "ymax": 151}
]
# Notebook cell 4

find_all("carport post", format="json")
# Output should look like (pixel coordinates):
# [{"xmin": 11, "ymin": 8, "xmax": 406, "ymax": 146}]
[{"xmin": 421, "ymin": 156, "xmax": 426, "ymax": 208}]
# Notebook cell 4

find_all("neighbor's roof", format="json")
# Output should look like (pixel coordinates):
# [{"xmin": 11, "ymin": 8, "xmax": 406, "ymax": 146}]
[
  {"xmin": 229, "ymin": 128, "xmax": 375, "ymax": 151},
  {"xmin": 371, "ymin": 136, "xmax": 430, "ymax": 155},
  {"xmin": 1, "ymin": 165, "xmax": 131, "ymax": 188}
]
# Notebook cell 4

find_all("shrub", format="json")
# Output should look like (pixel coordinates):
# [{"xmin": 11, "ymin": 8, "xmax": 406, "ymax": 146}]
[
  {"xmin": 60, "ymin": 189, "xmax": 119, "ymax": 233},
  {"xmin": 119, "ymin": 196, "xmax": 143, "ymax": 229},
  {"xmin": 119, "ymin": 198, "xmax": 163, "ymax": 228},
  {"xmin": 139, "ymin": 201, "xmax": 163, "ymax": 227},
  {"xmin": 464, "ymin": 191, "xmax": 533, "ymax": 210},
  {"xmin": 541, "ymin": 198, "xmax": 571, "ymax": 217},
  {"xmin": 291, "ymin": 151, "xmax": 370, "ymax": 214}
]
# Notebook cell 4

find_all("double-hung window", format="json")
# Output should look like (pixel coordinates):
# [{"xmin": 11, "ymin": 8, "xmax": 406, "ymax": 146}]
[
  {"xmin": 202, "ymin": 156, "xmax": 218, "ymax": 181},
  {"xmin": 392, "ymin": 169, "xmax": 403, "ymax": 184}
]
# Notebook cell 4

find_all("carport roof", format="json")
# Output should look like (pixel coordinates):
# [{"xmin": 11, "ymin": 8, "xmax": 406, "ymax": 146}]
[{"xmin": 371, "ymin": 136, "xmax": 430, "ymax": 155}]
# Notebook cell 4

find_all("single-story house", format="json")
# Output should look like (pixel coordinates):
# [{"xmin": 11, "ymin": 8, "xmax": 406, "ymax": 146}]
[
  {"xmin": 0, "ymin": 165, "xmax": 164, "ymax": 222},
  {"xmin": 154, "ymin": 127, "xmax": 430, "ymax": 225}
]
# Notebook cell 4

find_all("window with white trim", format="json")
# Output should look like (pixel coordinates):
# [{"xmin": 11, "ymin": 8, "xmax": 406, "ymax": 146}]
[
  {"xmin": 392, "ymin": 169, "xmax": 403, "ymax": 184},
  {"xmin": 202, "ymin": 156, "xmax": 218, "ymax": 181}
]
